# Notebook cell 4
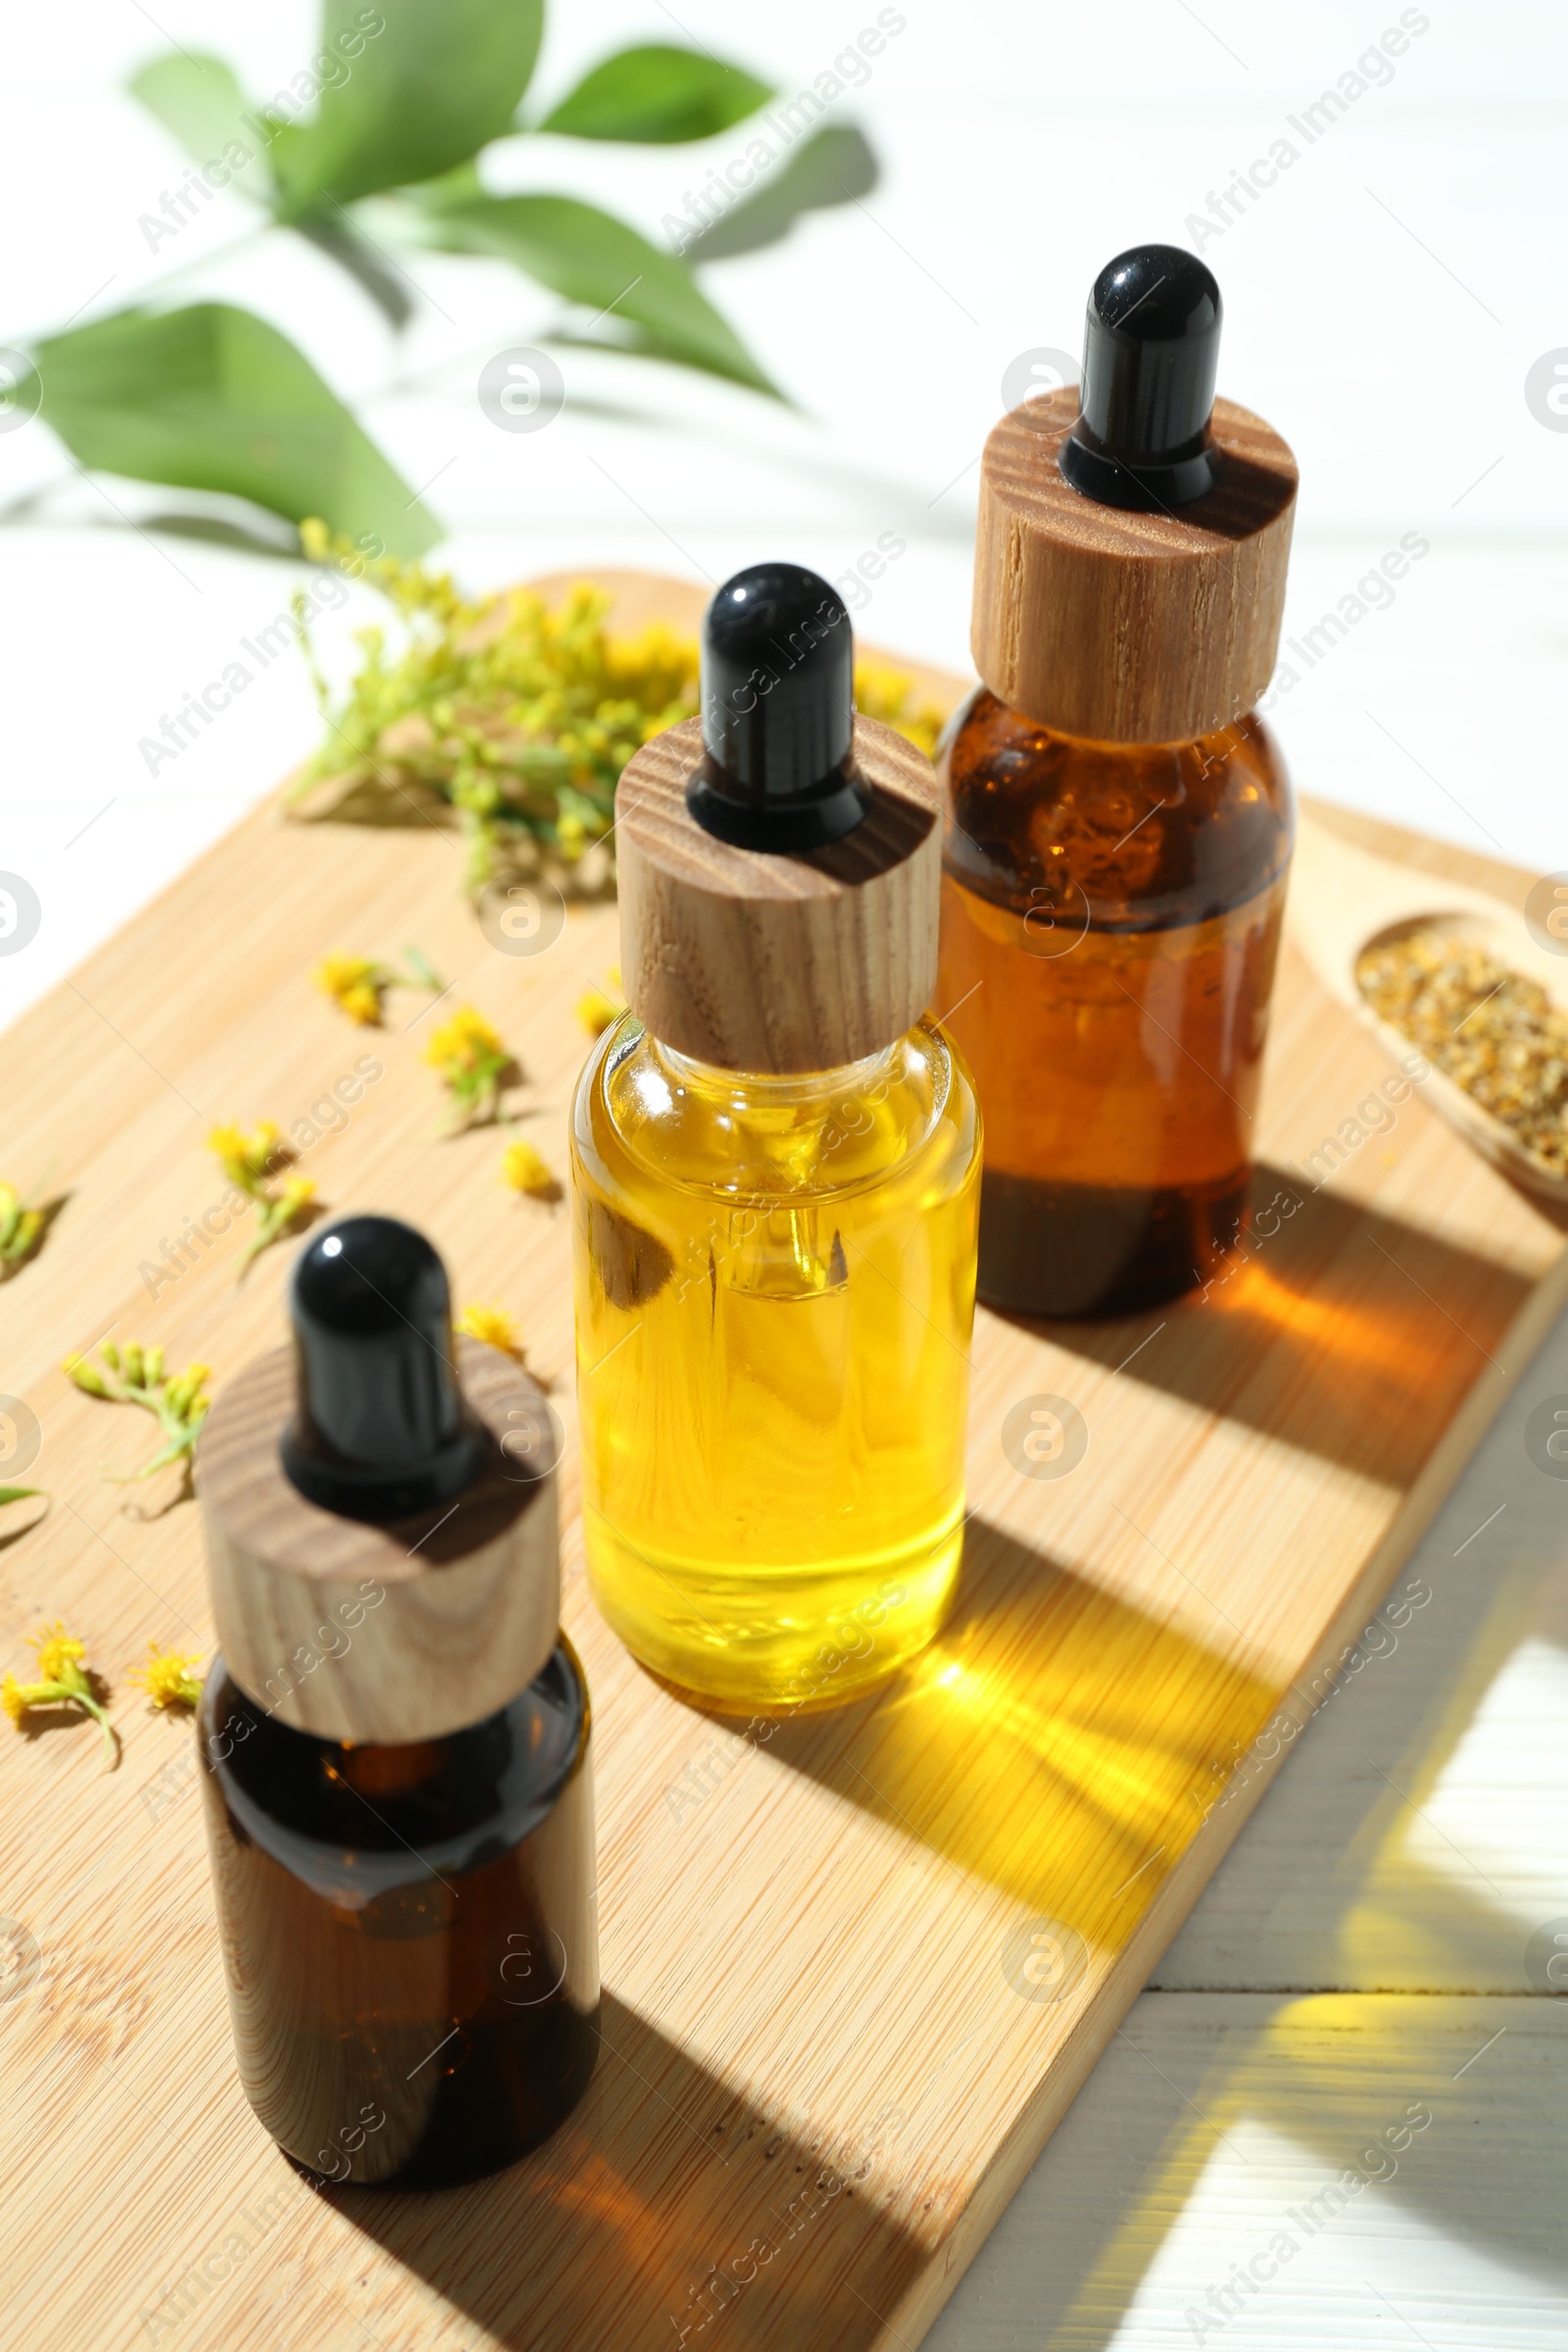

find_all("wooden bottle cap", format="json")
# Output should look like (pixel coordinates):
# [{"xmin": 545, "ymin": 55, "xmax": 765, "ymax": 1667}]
[
  {"xmin": 197, "ymin": 1337, "xmax": 560, "ymax": 1744},
  {"xmin": 971, "ymin": 384, "xmax": 1298, "ymax": 745},
  {"xmin": 615, "ymin": 711, "xmax": 941, "ymax": 1073}
]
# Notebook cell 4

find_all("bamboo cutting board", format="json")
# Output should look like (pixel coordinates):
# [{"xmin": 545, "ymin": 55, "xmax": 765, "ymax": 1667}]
[{"xmin": 1, "ymin": 572, "xmax": 1563, "ymax": 2352}]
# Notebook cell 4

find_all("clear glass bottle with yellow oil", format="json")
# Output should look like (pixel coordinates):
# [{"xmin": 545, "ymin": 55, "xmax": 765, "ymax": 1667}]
[{"xmin": 571, "ymin": 564, "xmax": 980, "ymax": 1712}]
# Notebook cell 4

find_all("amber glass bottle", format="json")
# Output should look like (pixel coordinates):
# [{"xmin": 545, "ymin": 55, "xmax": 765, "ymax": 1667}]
[
  {"xmin": 952, "ymin": 243, "xmax": 1298, "ymax": 1317},
  {"xmin": 939, "ymin": 695, "xmax": 1292, "ymax": 1315},
  {"xmin": 198, "ymin": 1642, "xmax": 597, "ymax": 2188},
  {"xmin": 196, "ymin": 1214, "xmax": 599, "ymax": 2187}
]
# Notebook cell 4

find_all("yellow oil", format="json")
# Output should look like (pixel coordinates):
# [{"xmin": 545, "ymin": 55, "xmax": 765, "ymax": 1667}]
[{"xmin": 570, "ymin": 1016, "xmax": 980, "ymax": 1711}]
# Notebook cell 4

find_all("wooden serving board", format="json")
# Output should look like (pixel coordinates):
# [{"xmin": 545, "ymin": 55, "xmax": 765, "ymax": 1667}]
[{"xmin": 1, "ymin": 572, "xmax": 1562, "ymax": 2352}]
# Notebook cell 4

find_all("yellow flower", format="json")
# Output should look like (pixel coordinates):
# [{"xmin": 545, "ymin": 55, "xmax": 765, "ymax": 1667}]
[
  {"xmin": 5, "ymin": 1622, "xmax": 116, "ymax": 1765},
  {"xmin": 425, "ymin": 1004, "xmax": 505, "ymax": 1073},
  {"xmin": 32, "ymin": 1623, "xmax": 85, "ymax": 1682},
  {"xmin": 286, "ymin": 556, "xmax": 701, "ymax": 895},
  {"xmin": 129, "ymin": 1643, "xmax": 204, "ymax": 1711},
  {"xmin": 456, "ymin": 1301, "xmax": 525, "ymax": 1359},
  {"xmin": 576, "ymin": 988, "xmax": 621, "ymax": 1039},
  {"xmin": 209, "ymin": 1125, "xmax": 316, "ymax": 1270},
  {"xmin": 209, "ymin": 1121, "xmax": 281, "ymax": 1190},
  {"xmin": 65, "ymin": 1348, "xmax": 212, "ymax": 1485},
  {"xmin": 502, "ymin": 1139, "xmax": 562, "ymax": 1202},
  {"xmin": 312, "ymin": 947, "xmax": 442, "ymax": 1025},
  {"xmin": 425, "ymin": 1005, "xmax": 512, "ymax": 1130},
  {"xmin": 854, "ymin": 660, "xmax": 948, "ymax": 760},
  {"xmin": 0, "ymin": 1180, "xmax": 45, "ymax": 1276},
  {"xmin": 314, "ymin": 952, "xmax": 385, "ymax": 1025}
]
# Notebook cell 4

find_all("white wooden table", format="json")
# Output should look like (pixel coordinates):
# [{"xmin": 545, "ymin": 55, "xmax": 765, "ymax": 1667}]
[{"xmin": 1, "ymin": 3, "xmax": 1564, "ymax": 2342}]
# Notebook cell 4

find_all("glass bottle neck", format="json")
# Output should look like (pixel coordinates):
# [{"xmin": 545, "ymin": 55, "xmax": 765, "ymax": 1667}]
[{"xmin": 653, "ymin": 1033, "xmax": 904, "ymax": 1111}]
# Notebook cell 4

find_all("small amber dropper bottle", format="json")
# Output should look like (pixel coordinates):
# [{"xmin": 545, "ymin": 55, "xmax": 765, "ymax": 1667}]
[
  {"xmin": 938, "ymin": 244, "xmax": 1298, "ymax": 1316},
  {"xmin": 571, "ymin": 563, "xmax": 980, "ymax": 1713},
  {"xmin": 195, "ymin": 1213, "xmax": 597, "ymax": 2188}
]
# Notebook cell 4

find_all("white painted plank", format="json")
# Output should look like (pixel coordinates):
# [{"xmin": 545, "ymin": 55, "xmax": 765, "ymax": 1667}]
[{"xmin": 926, "ymin": 1993, "xmax": 1568, "ymax": 2350}]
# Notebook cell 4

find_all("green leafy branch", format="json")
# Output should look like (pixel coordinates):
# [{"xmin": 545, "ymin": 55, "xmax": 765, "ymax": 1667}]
[{"xmin": 5, "ymin": 2, "xmax": 879, "ymax": 557}]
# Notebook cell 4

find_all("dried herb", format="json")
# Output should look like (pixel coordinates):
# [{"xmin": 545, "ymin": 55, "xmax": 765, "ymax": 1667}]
[
  {"xmin": 289, "ymin": 539, "xmax": 698, "ymax": 896},
  {"xmin": 288, "ymin": 532, "xmax": 951, "ymax": 898},
  {"xmin": 1357, "ymin": 928, "xmax": 1568, "ymax": 1176}
]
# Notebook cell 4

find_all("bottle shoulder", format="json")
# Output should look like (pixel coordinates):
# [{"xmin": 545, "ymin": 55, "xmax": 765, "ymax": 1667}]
[
  {"xmin": 572, "ymin": 1015, "xmax": 978, "ymax": 1204},
  {"xmin": 199, "ymin": 1638, "xmax": 589, "ymax": 1882},
  {"xmin": 941, "ymin": 689, "xmax": 1293, "ymax": 931}
]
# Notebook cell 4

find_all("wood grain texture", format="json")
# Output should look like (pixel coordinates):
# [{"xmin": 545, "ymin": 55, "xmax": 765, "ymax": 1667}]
[
  {"xmin": 0, "ymin": 572, "xmax": 1561, "ymax": 2352},
  {"xmin": 198, "ymin": 1335, "xmax": 561, "ymax": 1742},
  {"xmin": 616, "ymin": 712, "xmax": 940, "ymax": 1071},
  {"xmin": 972, "ymin": 387, "xmax": 1298, "ymax": 743}
]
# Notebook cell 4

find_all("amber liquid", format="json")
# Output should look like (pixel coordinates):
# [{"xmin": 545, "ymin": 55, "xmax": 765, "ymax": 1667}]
[
  {"xmin": 198, "ymin": 1641, "xmax": 598, "ymax": 2188},
  {"xmin": 938, "ymin": 691, "xmax": 1293, "ymax": 1316}
]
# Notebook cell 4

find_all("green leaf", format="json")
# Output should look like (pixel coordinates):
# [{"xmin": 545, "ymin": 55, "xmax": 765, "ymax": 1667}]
[
  {"xmin": 422, "ymin": 193, "xmax": 780, "ymax": 394},
  {"xmin": 682, "ymin": 123, "xmax": 879, "ymax": 262},
  {"xmin": 28, "ymin": 304, "xmax": 438, "ymax": 555},
  {"xmin": 270, "ymin": 0, "xmax": 544, "ymax": 216},
  {"xmin": 126, "ymin": 51, "xmax": 272, "ymax": 201},
  {"xmin": 0, "ymin": 1488, "xmax": 42, "ymax": 1507},
  {"xmin": 539, "ymin": 44, "xmax": 770, "ymax": 144}
]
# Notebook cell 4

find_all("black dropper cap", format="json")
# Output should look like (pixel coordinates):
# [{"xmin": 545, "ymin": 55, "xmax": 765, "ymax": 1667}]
[
  {"xmin": 1059, "ymin": 245, "xmax": 1223, "ymax": 513},
  {"xmin": 687, "ymin": 562, "xmax": 871, "ymax": 852},
  {"xmin": 280, "ymin": 1214, "xmax": 487, "ymax": 1522}
]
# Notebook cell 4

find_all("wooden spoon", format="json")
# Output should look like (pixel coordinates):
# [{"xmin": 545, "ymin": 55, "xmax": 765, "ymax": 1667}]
[{"xmin": 1289, "ymin": 809, "xmax": 1568, "ymax": 1205}]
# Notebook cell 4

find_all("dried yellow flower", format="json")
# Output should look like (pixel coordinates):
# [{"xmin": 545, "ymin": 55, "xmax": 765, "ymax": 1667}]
[
  {"xmin": 312, "ymin": 945, "xmax": 444, "ymax": 1026},
  {"xmin": 0, "ymin": 1181, "xmax": 45, "ymax": 1279},
  {"xmin": 4, "ymin": 1621, "xmax": 117, "ymax": 1766},
  {"xmin": 289, "ymin": 546, "xmax": 700, "ymax": 895},
  {"xmin": 65, "ymin": 1346, "xmax": 211, "ymax": 1485},
  {"xmin": 129, "ymin": 1643, "xmax": 205, "ymax": 1711},
  {"xmin": 425, "ymin": 1004, "xmax": 513, "ymax": 1129},
  {"xmin": 209, "ymin": 1120, "xmax": 280, "ymax": 1189},
  {"xmin": 502, "ymin": 1139, "xmax": 562, "ymax": 1203},
  {"xmin": 314, "ymin": 953, "xmax": 383, "ymax": 1025},
  {"xmin": 853, "ymin": 661, "xmax": 948, "ymax": 760},
  {"xmin": 576, "ymin": 978, "xmax": 624, "ymax": 1039},
  {"xmin": 288, "ymin": 539, "xmax": 956, "ymax": 899},
  {"xmin": 208, "ymin": 1123, "xmax": 317, "ymax": 1265}
]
